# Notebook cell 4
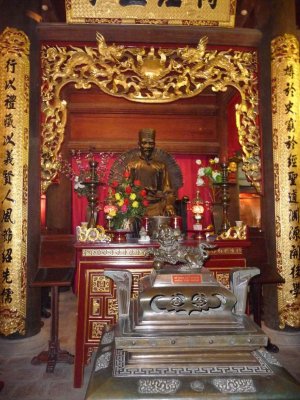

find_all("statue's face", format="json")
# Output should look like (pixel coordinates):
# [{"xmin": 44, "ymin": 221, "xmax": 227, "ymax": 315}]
[{"xmin": 139, "ymin": 137, "xmax": 155, "ymax": 159}]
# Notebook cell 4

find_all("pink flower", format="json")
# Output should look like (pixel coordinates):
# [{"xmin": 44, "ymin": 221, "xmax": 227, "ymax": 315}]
[
  {"xmin": 104, "ymin": 204, "xmax": 117, "ymax": 214},
  {"xmin": 121, "ymin": 204, "xmax": 128, "ymax": 213}
]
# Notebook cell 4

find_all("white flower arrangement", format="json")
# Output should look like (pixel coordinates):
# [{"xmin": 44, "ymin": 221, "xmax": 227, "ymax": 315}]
[{"xmin": 196, "ymin": 158, "xmax": 222, "ymax": 202}]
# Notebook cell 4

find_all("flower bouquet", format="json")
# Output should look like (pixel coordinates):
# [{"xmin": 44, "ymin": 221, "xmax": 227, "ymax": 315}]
[
  {"xmin": 196, "ymin": 157, "xmax": 222, "ymax": 203},
  {"xmin": 104, "ymin": 170, "xmax": 148, "ymax": 231}
]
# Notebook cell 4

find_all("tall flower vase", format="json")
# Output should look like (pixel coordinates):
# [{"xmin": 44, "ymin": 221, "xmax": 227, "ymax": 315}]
[
  {"xmin": 111, "ymin": 218, "xmax": 134, "ymax": 243},
  {"xmin": 112, "ymin": 230, "xmax": 128, "ymax": 243},
  {"xmin": 121, "ymin": 218, "xmax": 133, "ymax": 231},
  {"xmin": 211, "ymin": 203, "xmax": 223, "ymax": 234}
]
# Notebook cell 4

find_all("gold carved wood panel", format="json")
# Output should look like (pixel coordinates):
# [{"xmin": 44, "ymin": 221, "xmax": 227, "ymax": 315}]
[
  {"xmin": 41, "ymin": 35, "xmax": 261, "ymax": 195},
  {"xmin": 87, "ymin": 269, "xmax": 150, "ymax": 342}
]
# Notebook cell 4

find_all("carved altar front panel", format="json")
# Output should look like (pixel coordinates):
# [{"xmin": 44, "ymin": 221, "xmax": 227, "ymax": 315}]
[
  {"xmin": 74, "ymin": 242, "xmax": 155, "ymax": 387},
  {"xmin": 87, "ymin": 268, "xmax": 150, "ymax": 344}
]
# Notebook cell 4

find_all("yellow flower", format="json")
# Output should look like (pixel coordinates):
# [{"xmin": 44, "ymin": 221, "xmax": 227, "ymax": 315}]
[
  {"xmin": 129, "ymin": 193, "xmax": 136, "ymax": 200},
  {"xmin": 132, "ymin": 200, "xmax": 139, "ymax": 208},
  {"xmin": 209, "ymin": 157, "xmax": 219, "ymax": 165},
  {"xmin": 117, "ymin": 199, "xmax": 124, "ymax": 207},
  {"xmin": 109, "ymin": 209, "xmax": 116, "ymax": 217},
  {"xmin": 115, "ymin": 192, "xmax": 121, "ymax": 201}
]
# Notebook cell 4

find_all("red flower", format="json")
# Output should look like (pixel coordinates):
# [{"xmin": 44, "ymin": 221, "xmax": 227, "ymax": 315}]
[
  {"xmin": 109, "ymin": 187, "xmax": 116, "ymax": 195},
  {"xmin": 143, "ymin": 199, "xmax": 149, "ymax": 207},
  {"xmin": 125, "ymin": 185, "xmax": 132, "ymax": 194},
  {"xmin": 123, "ymin": 170, "xmax": 130, "ymax": 179},
  {"xmin": 112, "ymin": 180, "xmax": 119, "ymax": 188},
  {"xmin": 124, "ymin": 198, "xmax": 129, "ymax": 205},
  {"xmin": 140, "ymin": 189, "xmax": 147, "ymax": 197},
  {"xmin": 134, "ymin": 179, "xmax": 141, "ymax": 187}
]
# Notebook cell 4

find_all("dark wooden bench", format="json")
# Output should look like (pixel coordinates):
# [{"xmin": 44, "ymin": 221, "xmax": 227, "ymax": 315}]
[
  {"xmin": 31, "ymin": 234, "xmax": 75, "ymax": 372},
  {"xmin": 249, "ymin": 262, "xmax": 285, "ymax": 327},
  {"xmin": 244, "ymin": 228, "xmax": 284, "ymax": 352}
]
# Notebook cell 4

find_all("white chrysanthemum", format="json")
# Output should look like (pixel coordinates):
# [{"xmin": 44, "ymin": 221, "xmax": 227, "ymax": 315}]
[
  {"xmin": 196, "ymin": 177, "xmax": 205, "ymax": 186},
  {"xmin": 74, "ymin": 176, "xmax": 85, "ymax": 190},
  {"xmin": 195, "ymin": 159, "xmax": 202, "ymax": 165},
  {"xmin": 197, "ymin": 167, "xmax": 205, "ymax": 177}
]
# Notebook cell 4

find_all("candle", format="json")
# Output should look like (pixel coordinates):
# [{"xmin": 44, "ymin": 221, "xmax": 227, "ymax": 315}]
[{"xmin": 221, "ymin": 155, "xmax": 228, "ymax": 164}]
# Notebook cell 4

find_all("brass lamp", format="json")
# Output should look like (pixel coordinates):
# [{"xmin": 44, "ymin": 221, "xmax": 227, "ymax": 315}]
[
  {"xmin": 191, "ymin": 190, "xmax": 204, "ymax": 231},
  {"xmin": 103, "ymin": 187, "xmax": 117, "ymax": 231}
]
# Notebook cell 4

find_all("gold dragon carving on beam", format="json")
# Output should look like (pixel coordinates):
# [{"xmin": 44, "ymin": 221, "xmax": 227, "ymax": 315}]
[{"xmin": 40, "ymin": 34, "xmax": 261, "ymax": 194}]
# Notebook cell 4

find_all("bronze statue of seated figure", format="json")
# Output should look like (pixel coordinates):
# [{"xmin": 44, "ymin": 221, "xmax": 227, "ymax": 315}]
[{"xmin": 109, "ymin": 128, "xmax": 183, "ymax": 218}]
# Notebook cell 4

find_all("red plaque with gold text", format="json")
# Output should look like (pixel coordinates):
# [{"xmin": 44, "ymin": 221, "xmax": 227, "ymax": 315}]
[{"xmin": 172, "ymin": 274, "xmax": 202, "ymax": 284}]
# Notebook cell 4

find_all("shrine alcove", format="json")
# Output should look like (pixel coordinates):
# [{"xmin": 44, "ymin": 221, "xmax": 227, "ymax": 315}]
[
  {"xmin": 43, "ymin": 85, "xmax": 256, "ymax": 234},
  {"xmin": 38, "ymin": 32, "xmax": 262, "ymax": 235}
]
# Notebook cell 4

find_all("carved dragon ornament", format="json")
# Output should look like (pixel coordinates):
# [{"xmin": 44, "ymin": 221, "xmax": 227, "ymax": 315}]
[{"xmin": 40, "ymin": 34, "xmax": 261, "ymax": 193}]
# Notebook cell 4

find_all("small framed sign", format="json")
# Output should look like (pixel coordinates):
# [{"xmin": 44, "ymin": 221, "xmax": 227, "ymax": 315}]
[
  {"xmin": 66, "ymin": 0, "xmax": 236, "ymax": 27},
  {"xmin": 172, "ymin": 274, "xmax": 202, "ymax": 284}
]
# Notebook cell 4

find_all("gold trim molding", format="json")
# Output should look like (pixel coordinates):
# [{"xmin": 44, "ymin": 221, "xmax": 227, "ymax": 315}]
[
  {"xmin": 76, "ymin": 225, "xmax": 111, "ymax": 243},
  {"xmin": 40, "ymin": 34, "xmax": 261, "ymax": 194},
  {"xmin": 217, "ymin": 225, "xmax": 247, "ymax": 240},
  {"xmin": 82, "ymin": 248, "xmax": 149, "ymax": 257},
  {"xmin": 208, "ymin": 248, "xmax": 243, "ymax": 255}
]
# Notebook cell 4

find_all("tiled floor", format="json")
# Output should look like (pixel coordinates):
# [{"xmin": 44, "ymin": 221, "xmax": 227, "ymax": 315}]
[
  {"xmin": 0, "ymin": 290, "xmax": 94, "ymax": 400},
  {"xmin": 0, "ymin": 290, "xmax": 299, "ymax": 400}
]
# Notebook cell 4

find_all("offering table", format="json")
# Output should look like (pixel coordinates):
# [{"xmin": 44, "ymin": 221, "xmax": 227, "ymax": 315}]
[{"xmin": 74, "ymin": 238, "xmax": 251, "ymax": 388}]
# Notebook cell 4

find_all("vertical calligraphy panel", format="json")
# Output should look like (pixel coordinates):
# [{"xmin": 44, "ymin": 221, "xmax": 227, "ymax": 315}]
[
  {"xmin": 271, "ymin": 34, "xmax": 300, "ymax": 328},
  {"xmin": 0, "ymin": 28, "xmax": 29, "ymax": 335}
]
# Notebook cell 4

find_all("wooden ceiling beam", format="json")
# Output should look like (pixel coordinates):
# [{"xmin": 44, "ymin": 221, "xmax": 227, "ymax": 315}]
[
  {"xmin": 235, "ymin": 0, "xmax": 256, "ymax": 28},
  {"xmin": 38, "ymin": 23, "xmax": 262, "ymax": 47},
  {"xmin": 236, "ymin": 0, "xmax": 271, "ymax": 30}
]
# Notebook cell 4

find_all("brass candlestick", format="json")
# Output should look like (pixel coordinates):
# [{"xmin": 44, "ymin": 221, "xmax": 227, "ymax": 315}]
[
  {"xmin": 220, "ymin": 162, "xmax": 231, "ymax": 232},
  {"xmin": 104, "ymin": 187, "xmax": 115, "ymax": 231},
  {"xmin": 83, "ymin": 158, "xmax": 100, "ymax": 229}
]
